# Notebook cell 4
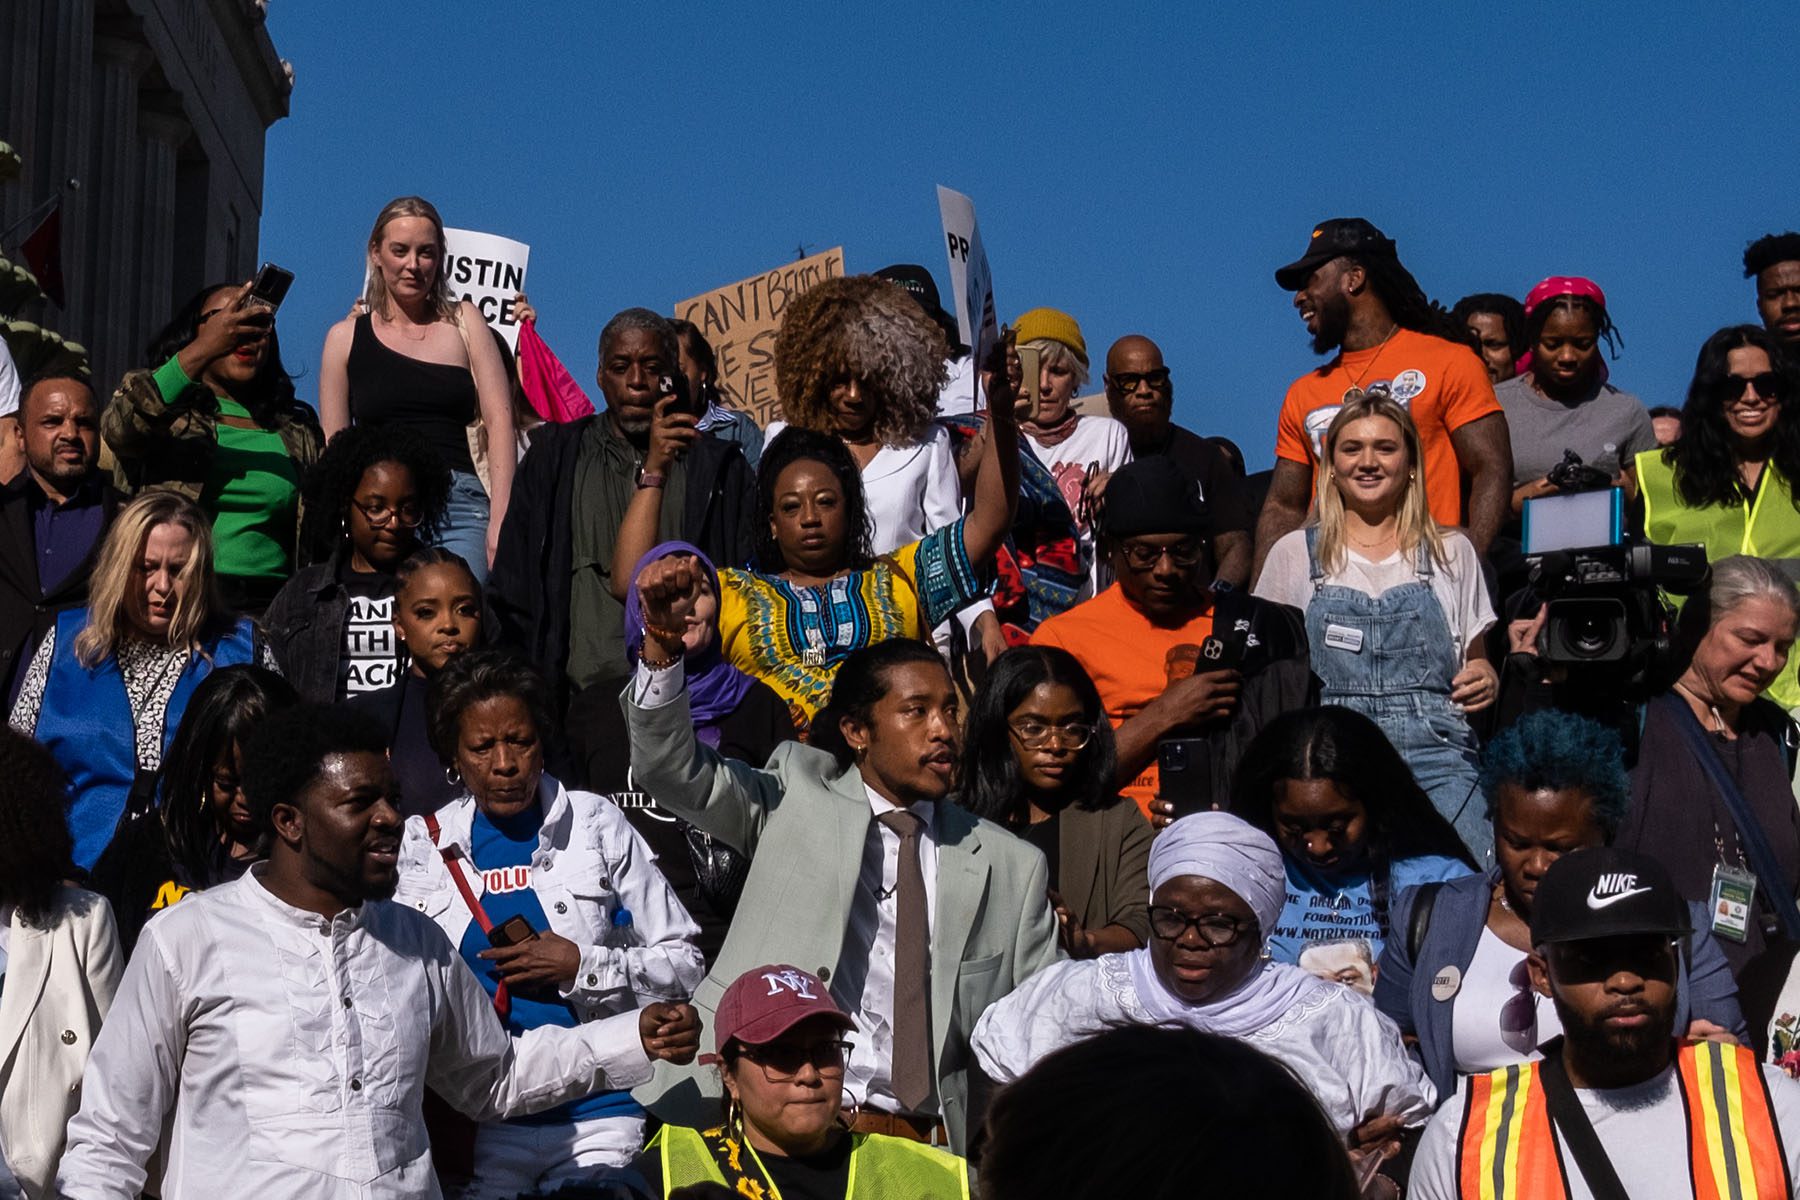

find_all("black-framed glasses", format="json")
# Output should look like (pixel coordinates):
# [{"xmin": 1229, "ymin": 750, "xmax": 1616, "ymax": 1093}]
[
  {"xmin": 1147, "ymin": 906, "xmax": 1251, "ymax": 946},
  {"xmin": 1110, "ymin": 367, "xmax": 1171, "ymax": 392},
  {"xmin": 1724, "ymin": 373, "xmax": 1782, "ymax": 406},
  {"xmin": 1120, "ymin": 540, "xmax": 1204, "ymax": 570},
  {"xmin": 737, "ymin": 1039, "xmax": 853, "ymax": 1081},
  {"xmin": 1008, "ymin": 719, "xmax": 1096, "ymax": 750},
  {"xmin": 350, "ymin": 498, "xmax": 424, "ymax": 528}
]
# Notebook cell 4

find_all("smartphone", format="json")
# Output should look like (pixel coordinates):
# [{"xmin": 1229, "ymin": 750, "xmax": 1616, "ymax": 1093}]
[
  {"xmin": 1016, "ymin": 344, "xmax": 1043, "ymax": 423},
  {"xmin": 1157, "ymin": 737, "xmax": 1215, "ymax": 817},
  {"xmin": 487, "ymin": 915, "xmax": 538, "ymax": 948},
  {"xmin": 659, "ymin": 374, "xmax": 705, "ymax": 418},
  {"xmin": 247, "ymin": 262, "xmax": 294, "ymax": 312}
]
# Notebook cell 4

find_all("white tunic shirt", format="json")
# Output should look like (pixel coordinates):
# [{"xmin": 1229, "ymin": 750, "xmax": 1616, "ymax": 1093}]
[
  {"xmin": 55, "ymin": 867, "xmax": 653, "ymax": 1199},
  {"xmin": 970, "ymin": 952, "xmax": 1435, "ymax": 1135}
]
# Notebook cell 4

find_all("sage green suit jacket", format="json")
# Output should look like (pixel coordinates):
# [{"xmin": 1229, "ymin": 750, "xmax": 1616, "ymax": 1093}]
[{"xmin": 625, "ymin": 687, "xmax": 1062, "ymax": 1153}]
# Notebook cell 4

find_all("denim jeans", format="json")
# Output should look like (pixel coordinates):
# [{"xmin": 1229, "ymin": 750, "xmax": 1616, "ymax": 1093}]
[{"xmin": 434, "ymin": 469, "xmax": 491, "ymax": 587}]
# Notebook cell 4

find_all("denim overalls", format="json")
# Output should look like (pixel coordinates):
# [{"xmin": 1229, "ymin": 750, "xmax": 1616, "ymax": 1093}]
[{"xmin": 1303, "ymin": 528, "xmax": 1488, "ymax": 860}]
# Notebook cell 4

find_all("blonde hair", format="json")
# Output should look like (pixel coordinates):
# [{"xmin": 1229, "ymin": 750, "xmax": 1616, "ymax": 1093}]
[
  {"xmin": 364, "ymin": 195, "xmax": 458, "ymax": 322},
  {"xmin": 1312, "ymin": 389, "xmax": 1447, "ymax": 574},
  {"xmin": 76, "ymin": 491, "xmax": 224, "ymax": 666}
]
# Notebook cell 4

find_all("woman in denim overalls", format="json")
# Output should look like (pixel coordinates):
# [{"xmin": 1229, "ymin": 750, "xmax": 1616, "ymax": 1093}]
[{"xmin": 1255, "ymin": 390, "xmax": 1500, "ymax": 860}]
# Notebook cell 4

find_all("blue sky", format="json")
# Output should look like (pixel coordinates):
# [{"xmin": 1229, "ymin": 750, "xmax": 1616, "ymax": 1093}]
[{"xmin": 260, "ymin": 3, "xmax": 1800, "ymax": 470}]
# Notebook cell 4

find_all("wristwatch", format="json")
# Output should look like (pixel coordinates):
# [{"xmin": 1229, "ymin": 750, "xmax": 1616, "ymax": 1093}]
[{"xmin": 635, "ymin": 468, "xmax": 666, "ymax": 490}]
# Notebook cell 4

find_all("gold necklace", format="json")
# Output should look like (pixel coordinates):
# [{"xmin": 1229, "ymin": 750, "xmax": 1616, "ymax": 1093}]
[{"xmin": 1344, "ymin": 323, "xmax": 1400, "ymax": 390}]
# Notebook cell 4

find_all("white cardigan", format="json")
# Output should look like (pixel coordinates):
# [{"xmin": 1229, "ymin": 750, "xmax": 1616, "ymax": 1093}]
[{"xmin": 0, "ymin": 887, "xmax": 123, "ymax": 1198}]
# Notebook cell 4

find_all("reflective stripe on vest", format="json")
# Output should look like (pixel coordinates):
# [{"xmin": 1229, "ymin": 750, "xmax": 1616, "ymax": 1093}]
[
  {"xmin": 1454, "ymin": 1043, "xmax": 1791, "ymax": 1200},
  {"xmin": 651, "ymin": 1124, "xmax": 970, "ymax": 1200}
]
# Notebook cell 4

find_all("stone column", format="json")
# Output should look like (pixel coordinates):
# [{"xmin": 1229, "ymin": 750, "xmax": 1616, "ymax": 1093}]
[
  {"xmin": 85, "ymin": 35, "xmax": 151, "ymax": 393},
  {"xmin": 0, "ymin": 0, "xmax": 43, "ymax": 240},
  {"xmin": 136, "ymin": 108, "xmax": 188, "ymax": 352},
  {"xmin": 26, "ymin": 0, "xmax": 93, "ymax": 330}
]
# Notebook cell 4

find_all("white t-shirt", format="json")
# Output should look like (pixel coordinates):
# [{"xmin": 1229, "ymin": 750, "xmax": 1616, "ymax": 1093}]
[
  {"xmin": 763, "ymin": 421, "xmax": 961, "ymax": 556},
  {"xmin": 1412, "ymin": 1060, "xmax": 1800, "ymax": 1200},
  {"xmin": 1451, "ymin": 924, "xmax": 1564, "ymax": 1075},
  {"xmin": 936, "ymin": 354, "xmax": 985, "ymax": 417},
  {"xmin": 1254, "ymin": 527, "xmax": 1497, "ymax": 650},
  {"xmin": 1026, "ymin": 415, "xmax": 1134, "ymax": 597}
]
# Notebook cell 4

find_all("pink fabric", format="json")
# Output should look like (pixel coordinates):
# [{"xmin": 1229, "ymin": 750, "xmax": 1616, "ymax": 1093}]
[
  {"xmin": 1518, "ymin": 276, "xmax": 1609, "ymax": 381},
  {"xmin": 516, "ymin": 319, "xmax": 595, "ymax": 423}
]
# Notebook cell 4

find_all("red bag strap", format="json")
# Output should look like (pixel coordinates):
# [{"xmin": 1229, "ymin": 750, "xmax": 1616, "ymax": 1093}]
[{"xmin": 424, "ymin": 813, "xmax": 508, "ymax": 1017}]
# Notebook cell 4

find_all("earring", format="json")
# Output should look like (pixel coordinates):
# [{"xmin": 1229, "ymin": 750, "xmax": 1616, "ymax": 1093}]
[{"xmin": 444, "ymin": 765, "xmax": 462, "ymax": 786}]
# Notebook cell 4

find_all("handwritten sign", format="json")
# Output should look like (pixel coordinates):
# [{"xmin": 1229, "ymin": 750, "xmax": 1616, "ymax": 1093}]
[
  {"xmin": 675, "ymin": 247, "xmax": 846, "ymax": 427},
  {"xmin": 937, "ymin": 186, "xmax": 999, "ymax": 374},
  {"xmin": 443, "ymin": 227, "xmax": 530, "ymax": 349}
]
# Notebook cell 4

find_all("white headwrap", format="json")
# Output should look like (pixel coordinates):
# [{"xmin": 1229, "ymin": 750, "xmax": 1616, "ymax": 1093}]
[
  {"xmin": 1147, "ymin": 811, "xmax": 1286, "ymax": 943},
  {"xmin": 1132, "ymin": 811, "xmax": 1330, "ymax": 1038}
]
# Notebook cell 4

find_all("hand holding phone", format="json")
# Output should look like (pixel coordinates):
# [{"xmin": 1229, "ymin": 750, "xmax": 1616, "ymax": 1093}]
[
  {"xmin": 245, "ymin": 262, "xmax": 294, "ymax": 313},
  {"xmin": 1016, "ymin": 344, "xmax": 1043, "ymax": 423}
]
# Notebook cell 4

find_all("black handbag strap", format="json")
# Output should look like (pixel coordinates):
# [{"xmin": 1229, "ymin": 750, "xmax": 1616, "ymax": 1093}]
[
  {"xmin": 1663, "ymin": 694, "xmax": 1800, "ymax": 940},
  {"xmin": 1535, "ymin": 1039, "xmax": 1633, "ymax": 1200},
  {"xmin": 1407, "ymin": 880, "xmax": 1445, "ymax": 961}
]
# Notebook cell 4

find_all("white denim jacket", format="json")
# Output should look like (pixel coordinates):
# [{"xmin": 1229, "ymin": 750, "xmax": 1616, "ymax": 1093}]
[{"xmin": 393, "ymin": 774, "xmax": 704, "ymax": 1019}]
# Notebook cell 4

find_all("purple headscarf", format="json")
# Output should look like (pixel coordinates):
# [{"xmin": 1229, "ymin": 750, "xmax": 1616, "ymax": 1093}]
[{"xmin": 623, "ymin": 541, "xmax": 756, "ymax": 745}]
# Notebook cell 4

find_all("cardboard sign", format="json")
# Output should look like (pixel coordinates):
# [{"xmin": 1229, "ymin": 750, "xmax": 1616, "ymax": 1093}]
[
  {"xmin": 937, "ymin": 185, "xmax": 999, "ymax": 375},
  {"xmin": 674, "ymin": 247, "xmax": 845, "ymax": 427},
  {"xmin": 443, "ymin": 227, "xmax": 530, "ymax": 349}
]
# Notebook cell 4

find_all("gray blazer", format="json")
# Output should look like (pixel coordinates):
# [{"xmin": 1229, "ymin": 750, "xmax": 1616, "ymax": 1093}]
[
  {"xmin": 1057, "ymin": 799, "xmax": 1153, "ymax": 946},
  {"xmin": 625, "ymin": 687, "xmax": 1063, "ymax": 1153}
]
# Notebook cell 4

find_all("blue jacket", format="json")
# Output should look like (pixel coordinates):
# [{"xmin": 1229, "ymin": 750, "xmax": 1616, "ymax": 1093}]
[{"xmin": 1373, "ymin": 868, "xmax": 1747, "ymax": 1101}]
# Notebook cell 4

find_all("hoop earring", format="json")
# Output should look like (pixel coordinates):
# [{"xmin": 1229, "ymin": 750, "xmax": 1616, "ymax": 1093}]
[{"xmin": 444, "ymin": 765, "xmax": 461, "ymax": 786}]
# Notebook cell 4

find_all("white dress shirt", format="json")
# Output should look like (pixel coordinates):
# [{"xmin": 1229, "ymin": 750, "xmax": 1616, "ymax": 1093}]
[{"xmin": 56, "ymin": 867, "xmax": 653, "ymax": 1200}]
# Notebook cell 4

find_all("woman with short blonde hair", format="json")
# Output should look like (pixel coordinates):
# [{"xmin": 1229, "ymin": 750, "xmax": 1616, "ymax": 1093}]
[
  {"xmin": 9, "ymin": 491, "xmax": 274, "ymax": 875},
  {"xmin": 1254, "ymin": 385, "xmax": 1499, "ymax": 859},
  {"xmin": 317, "ymin": 195, "xmax": 514, "ymax": 584}
]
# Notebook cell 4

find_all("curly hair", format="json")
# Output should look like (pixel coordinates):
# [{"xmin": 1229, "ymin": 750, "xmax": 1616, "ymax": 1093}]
[
  {"xmin": 752, "ymin": 426, "xmax": 876, "ymax": 574},
  {"xmin": 0, "ymin": 728, "xmax": 76, "ymax": 921},
  {"xmin": 242, "ymin": 704, "xmax": 388, "ymax": 833},
  {"xmin": 1478, "ymin": 710, "xmax": 1630, "ymax": 837},
  {"xmin": 298, "ymin": 424, "xmax": 454, "ymax": 567},
  {"xmin": 1451, "ymin": 293, "xmax": 1528, "ymax": 361},
  {"xmin": 146, "ymin": 281, "xmax": 300, "ymax": 424},
  {"xmin": 959, "ymin": 646, "xmax": 1117, "ymax": 823},
  {"xmin": 773, "ymin": 275, "xmax": 947, "ymax": 447},
  {"xmin": 161, "ymin": 665, "xmax": 298, "ymax": 882},
  {"xmin": 1663, "ymin": 325, "xmax": 1800, "ymax": 510},
  {"xmin": 425, "ymin": 650, "xmax": 556, "ymax": 769},
  {"xmin": 1745, "ymin": 232, "xmax": 1800, "ymax": 279}
]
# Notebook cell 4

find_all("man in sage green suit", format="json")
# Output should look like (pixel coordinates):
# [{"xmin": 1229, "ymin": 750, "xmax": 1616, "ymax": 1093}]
[{"xmin": 623, "ymin": 637, "xmax": 1062, "ymax": 1154}]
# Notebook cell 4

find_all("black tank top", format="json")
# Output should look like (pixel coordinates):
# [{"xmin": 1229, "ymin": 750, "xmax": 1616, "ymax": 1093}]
[{"xmin": 346, "ymin": 313, "xmax": 478, "ymax": 474}]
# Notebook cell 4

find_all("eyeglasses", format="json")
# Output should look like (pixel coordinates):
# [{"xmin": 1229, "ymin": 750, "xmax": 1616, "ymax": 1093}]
[
  {"xmin": 737, "ymin": 1039, "xmax": 853, "ymax": 1081},
  {"xmin": 350, "ymin": 498, "xmax": 424, "ymax": 528},
  {"xmin": 1119, "ymin": 540, "xmax": 1204, "ymax": 570},
  {"xmin": 1724, "ymin": 373, "xmax": 1782, "ymax": 407},
  {"xmin": 1110, "ymin": 367, "xmax": 1171, "ymax": 392},
  {"xmin": 1147, "ymin": 906, "xmax": 1251, "ymax": 946},
  {"xmin": 1008, "ymin": 719, "xmax": 1096, "ymax": 750}
]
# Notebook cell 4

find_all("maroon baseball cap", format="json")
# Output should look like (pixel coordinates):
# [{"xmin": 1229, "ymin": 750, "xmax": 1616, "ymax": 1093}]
[{"xmin": 706, "ymin": 964, "xmax": 855, "ymax": 1060}]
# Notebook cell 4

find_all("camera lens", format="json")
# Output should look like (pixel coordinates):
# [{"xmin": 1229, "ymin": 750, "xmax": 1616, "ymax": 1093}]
[{"xmin": 1568, "ymin": 614, "xmax": 1612, "ymax": 656}]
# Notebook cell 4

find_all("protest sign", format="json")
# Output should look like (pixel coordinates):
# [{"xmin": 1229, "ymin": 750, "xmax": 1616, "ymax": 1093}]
[
  {"xmin": 443, "ymin": 227, "xmax": 530, "ymax": 349},
  {"xmin": 937, "ymin": 185, "xmax": 999, "ymax": 379},
  {"xmin": 674, "ymin": 246, "xmax": 845, "ymax": 427}
]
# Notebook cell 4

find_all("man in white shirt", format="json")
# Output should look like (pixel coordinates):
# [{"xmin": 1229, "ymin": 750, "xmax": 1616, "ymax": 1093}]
[
  {"xmin": 621, "ymin": 622, "xmax": 1060, "ymax": 1153},
  {"xmin": 56, "ymin": 704, "xmax": 699, "ymax": 1199},
  {"xmin": 1410, "ymin": 847, "xmax": 1800, "ymax": 1200}
]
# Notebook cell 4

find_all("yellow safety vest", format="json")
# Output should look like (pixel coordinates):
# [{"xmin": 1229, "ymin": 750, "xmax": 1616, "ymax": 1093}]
[
  {"xmin": 649, "ymin": 1124, "xmax": 970, "ymax": 1200},
  {"xmin": 1637, "ymin": 450, "xmax": 1800, "ymax": 708}
]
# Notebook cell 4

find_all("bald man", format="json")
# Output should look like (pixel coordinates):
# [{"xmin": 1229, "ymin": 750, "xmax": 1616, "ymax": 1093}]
[{"xmin": 1103, "ymin": 335, "xmax": 1253, "ymax": 587}]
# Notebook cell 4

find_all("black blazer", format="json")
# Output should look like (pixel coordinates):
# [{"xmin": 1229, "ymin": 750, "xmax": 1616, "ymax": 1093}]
[{"xmin": 0, "ymin": 473, "xmax": 122, "ymax": 689}]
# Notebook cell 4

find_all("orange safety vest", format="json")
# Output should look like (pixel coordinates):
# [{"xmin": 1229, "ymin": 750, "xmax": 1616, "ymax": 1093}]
[{"xmin": 1454, "ymin": 1041, "xmax": 1791, "ymax": 1200}]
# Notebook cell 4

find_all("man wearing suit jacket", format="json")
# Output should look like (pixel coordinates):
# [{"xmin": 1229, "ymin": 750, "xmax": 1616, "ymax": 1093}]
[
  {"xmin": 0, "ymin": 373, "xmax": 118, "ymax": 703},
  {"xmin": 623, "ymin": 621, "xmax": 1062, "ymax": 1154}
]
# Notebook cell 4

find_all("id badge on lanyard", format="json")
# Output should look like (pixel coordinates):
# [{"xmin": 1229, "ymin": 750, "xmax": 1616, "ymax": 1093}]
[{"xmin": 1710, "ymin": 863, "xmax": 1758, "ymax": 944}]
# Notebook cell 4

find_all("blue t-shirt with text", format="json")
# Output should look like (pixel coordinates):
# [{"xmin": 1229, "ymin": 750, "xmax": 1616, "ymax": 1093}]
[
  {"xmin": 459, "ymin": 803, "xmax": 643, "ymax": 1124},
  {"xmin": 1266, "ymin": 853, "xmax": 1474, "ymax": 965}
]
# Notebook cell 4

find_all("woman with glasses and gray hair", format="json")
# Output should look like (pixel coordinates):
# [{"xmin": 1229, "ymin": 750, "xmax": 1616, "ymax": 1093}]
[
  {"xmin": 971, "ymin": 811, "xmax": 1434, "ymax": 1154},
  {"xmin": 1253, "ymin": 389, "xmax": 1498, "ymax": 860},
  {"xmin": 1374, "ymin": 710, "xmax": 1746, "ymax": 1106},
  {"xmin": 262, "ymin": 423, "xmax": 452, "ymax": 703},
  {"xmin": 957, "ymin": 645, "xmax": 1150, "ymax": 958}
]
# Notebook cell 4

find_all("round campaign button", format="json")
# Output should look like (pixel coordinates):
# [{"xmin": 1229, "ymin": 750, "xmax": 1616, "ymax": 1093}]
[{"xmin": 1430, "ymin": 965, "xmax": 1462, "ymax": 1002}]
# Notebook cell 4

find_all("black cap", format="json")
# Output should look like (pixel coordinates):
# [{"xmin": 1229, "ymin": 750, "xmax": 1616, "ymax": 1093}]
[
  {"xmin": 1274, "ymin": 218, "xmax": 1399, "ymax": 291},
  {"xmin": 874, "ymin": 263, "xmax": 967, "ymax": 355},
  {"xmin": 1101, "ymin": 457, "xmax": 1211, "ymax": 538},
  {"xmin": 1529, "ymin": 847, "xmax": 1692, "ymax": 947}
]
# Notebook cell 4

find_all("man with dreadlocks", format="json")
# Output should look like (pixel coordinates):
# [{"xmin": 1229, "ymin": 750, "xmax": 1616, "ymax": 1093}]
[{"xmin": 1253, "ymin": 219, "xmax": 1511, "ymax": 581}]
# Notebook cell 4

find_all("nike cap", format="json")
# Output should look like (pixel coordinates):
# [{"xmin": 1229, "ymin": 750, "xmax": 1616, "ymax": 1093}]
[{"xmin": 1530, "ymin": 847, "xmax": 1692, "ymax": 947}]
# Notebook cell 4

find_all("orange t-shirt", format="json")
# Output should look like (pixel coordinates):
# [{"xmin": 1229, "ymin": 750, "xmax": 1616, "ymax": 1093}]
[
  {"xmin": 1273, "ymin": 328, "xmax": 1501, "ymax": 527},
  {"xmin": 1030, "ymin": 584, "xmax": 1213, "ymax": 818}
]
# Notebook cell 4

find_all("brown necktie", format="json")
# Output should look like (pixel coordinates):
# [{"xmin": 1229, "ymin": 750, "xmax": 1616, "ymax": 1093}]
[{"xmin": 878, "ymin": 808, "xmax": 931, "ymax": 1112}]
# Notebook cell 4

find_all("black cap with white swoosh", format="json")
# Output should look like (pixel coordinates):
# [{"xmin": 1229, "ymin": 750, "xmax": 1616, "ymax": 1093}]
[{"xmin": 1529, "ymin": 847, "xmax": 1693, "ymax": 947}]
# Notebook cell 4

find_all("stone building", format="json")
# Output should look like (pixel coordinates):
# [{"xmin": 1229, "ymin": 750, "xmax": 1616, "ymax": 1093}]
[{"xmin": 1, "ymin": 0, "xmax": 290, "ymax": 392}]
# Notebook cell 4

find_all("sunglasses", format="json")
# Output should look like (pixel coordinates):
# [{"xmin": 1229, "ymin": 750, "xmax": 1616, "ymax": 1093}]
[
  {"xmin": 1111, "ymin": 367, "xmax": 1171, "ymax": 392},
  {"xmin": 1725, "ymin": 373, "xmax": 1782, "ymax": 406}
]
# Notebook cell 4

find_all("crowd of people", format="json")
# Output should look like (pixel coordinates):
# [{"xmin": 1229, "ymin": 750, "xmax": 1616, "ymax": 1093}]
[{"xmin": 4, "ymin": 199, "xmax": 1800, "ymax": 1199}]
